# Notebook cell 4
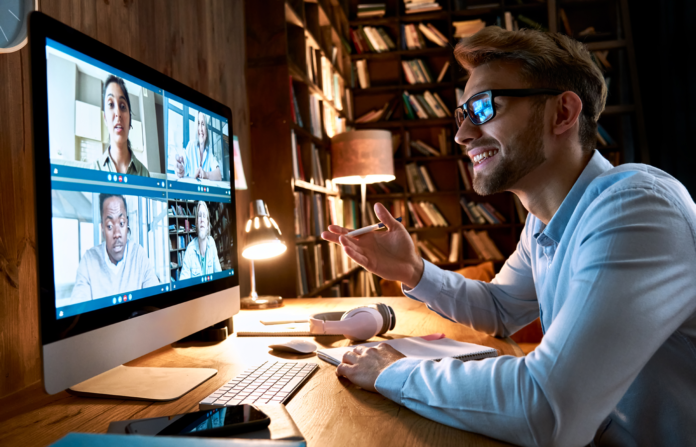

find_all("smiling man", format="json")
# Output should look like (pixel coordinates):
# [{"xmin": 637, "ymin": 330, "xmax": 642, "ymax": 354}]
[
  {"xmin": 322, "ymin": 27, "xmax": 696, "ymax": 446},
  {"xmin": 69, "ymin": 194, "xmax": 159, "ymax": 304}
]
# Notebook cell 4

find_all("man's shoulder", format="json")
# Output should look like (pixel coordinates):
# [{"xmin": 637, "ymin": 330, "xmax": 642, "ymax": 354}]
[{"xmin": 589, "ymin": 163, "xmax": 692, "ymax": 206}]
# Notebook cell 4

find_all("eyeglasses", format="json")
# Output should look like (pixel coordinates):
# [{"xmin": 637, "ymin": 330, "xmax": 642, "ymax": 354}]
[{"xmin": 454, "ymin": 89, "xmax": 564, "ymax": 127}]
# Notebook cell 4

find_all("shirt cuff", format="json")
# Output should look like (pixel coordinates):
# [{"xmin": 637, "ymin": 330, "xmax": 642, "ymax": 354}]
[
  {"xmin": 401, "ymin": 259, "xmax": 444, "ymax": 300},
  {"xmin": 374, "ymin": 358, "xmax": 423, "ymax": 404}
]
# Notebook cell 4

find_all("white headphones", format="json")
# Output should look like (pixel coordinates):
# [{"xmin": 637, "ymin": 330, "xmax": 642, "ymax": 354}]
[{"xmin": 308, "ymin": 303, "xmax": 396, "ymax": 341}]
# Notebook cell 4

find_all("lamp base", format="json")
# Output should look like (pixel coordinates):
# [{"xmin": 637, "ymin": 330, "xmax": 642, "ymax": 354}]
[{"xmin": 241, "ymin": 295, "xmax": 284, "ymax": 309}]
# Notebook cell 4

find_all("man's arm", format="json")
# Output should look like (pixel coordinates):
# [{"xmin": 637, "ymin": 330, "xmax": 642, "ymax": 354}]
[
  {"xmin": 373, "ymin": 188, "xmax": 696, "ymax": 446},
  {"xmin": 403, "ymin": 220, "xmax": 539, "ymax": 337}
]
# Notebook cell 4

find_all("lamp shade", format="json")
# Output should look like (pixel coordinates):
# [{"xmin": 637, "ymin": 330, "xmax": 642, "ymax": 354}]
[
  {"xmin": 242, "ymin": 200, "xmax": 287, "ymax": 260},
  {"xmin": 331, "ymin": 130, "xmax": 395, "ymax": 184}
]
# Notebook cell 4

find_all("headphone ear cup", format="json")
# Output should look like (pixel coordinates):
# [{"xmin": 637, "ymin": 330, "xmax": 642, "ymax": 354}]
[
  {"xmin": 371, "ymin": 303, "xmax": 396, "ymax": 334},
  {"xmin": 340, "ymin": 307, "xmax": 383, "ymax": 341}
]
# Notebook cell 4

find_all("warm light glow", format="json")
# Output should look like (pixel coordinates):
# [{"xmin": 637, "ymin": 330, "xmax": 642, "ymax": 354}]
[
  {"xmin": 254, "ymin": 217, "xmax": 260, "ymax": 229},
  {"xmin": 332, "ymin": 174, "xmax": 395, "ymax": 185},
  {"xmin": 242, "ymin": 241, "xmax": 287, "ymax": 260},
  {"xmin": 263, "ymin": 216, "xmax": 271, "ymax": 228},
  {"xmin": 270, "ymin": 218, "xmax": 281, "ymax": 235},
  {"xmin": 245, "ymin": 219, "xmax": 252, "ymax": 233}
]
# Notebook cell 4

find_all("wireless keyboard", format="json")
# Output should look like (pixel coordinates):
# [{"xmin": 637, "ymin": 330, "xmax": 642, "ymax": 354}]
[{"xmin": 199, "ymin": 360, "xmax": 318, "ymax": 410}]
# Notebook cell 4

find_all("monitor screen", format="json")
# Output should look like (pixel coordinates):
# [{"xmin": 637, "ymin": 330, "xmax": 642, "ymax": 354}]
[{"xmin": 40, "ymin": 37, "xmax": 238, "ymax": 334}]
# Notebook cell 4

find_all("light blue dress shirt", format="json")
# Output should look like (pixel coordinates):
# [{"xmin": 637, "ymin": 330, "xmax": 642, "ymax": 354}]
[
  {"xmin": 375, "ymin": 151, "xmax": 696, "ymax": 446},
  {"xmin": 179, "ymin": 236, "xmax": 222, "ymax": 280},
  {"xmin": 183, "ymin": 139, "xmax": 220, "ymax": 178}
]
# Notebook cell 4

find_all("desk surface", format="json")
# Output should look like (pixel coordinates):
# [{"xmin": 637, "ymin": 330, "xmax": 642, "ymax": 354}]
[{"xmin": 0, "ymin": 298, "xmax": 522, "ymax": 447}]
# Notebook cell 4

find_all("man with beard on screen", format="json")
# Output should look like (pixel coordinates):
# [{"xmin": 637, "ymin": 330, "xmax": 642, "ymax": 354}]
[
  {"xmin": 69, "ymin": 194, "xmax": 160, "ymax": 303},
  {"xmin": 180, "ymin": 201, "xmax": 221, "ymax": 280},
  {"xmin": 322, "ymin": 27, "xmax": 696, "ymax": 446}
]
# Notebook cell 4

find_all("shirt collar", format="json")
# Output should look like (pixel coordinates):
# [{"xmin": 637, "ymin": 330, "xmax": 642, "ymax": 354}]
[
  {"xmin": 191, "ymin": 236, "xmax": 211, "ymax": 255},
  {"xmin": 541, "ymin": 150, "xmax": 614, "ymax": 244},
  {"xmin": 100, "ymin": 147, "xmax": 139, "ymax": 172}
]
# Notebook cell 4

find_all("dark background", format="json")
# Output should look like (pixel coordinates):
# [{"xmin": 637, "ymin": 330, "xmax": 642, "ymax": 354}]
[{"xmin": 631, "ymin": 0, "xmax": 696, "ymax": 198}]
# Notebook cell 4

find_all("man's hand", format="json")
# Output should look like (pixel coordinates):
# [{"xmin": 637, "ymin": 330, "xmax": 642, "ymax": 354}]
[
  {"xmin": 336, "ymin": 344, "xmax": 406, "ymax": 392},
  {"xmin": 321, "ymin": 203, "xmax": 424, "ymax": 288},
  {"xmin": 175, "ymin": 155, "xmax": 185, "ymax": 178}
]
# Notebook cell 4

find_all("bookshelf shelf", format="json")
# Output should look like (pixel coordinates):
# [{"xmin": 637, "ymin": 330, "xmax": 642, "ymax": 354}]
[
  {"xmin": 292, "ymin": 123, "xmax": 329, "ymax": 148},
  {"xmin": 285, "ymin": 2, "xmax": 304, "ymax": 28},
  {"xmin": 353, "ymin": 81, "xmax": 456, "ymax": 96},
  {"xmin": 294, "ymin": 179, "xmax": 339, "ymax": 195},
  {"xmin": 350, "ymin": 47, "xmax": 450, "ymax": 60}
]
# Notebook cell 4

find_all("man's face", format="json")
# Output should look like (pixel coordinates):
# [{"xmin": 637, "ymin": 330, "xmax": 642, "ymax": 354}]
[
  {"xmin": 101, "ymin": 196, "xmax": 128, "ymax": 265},
  {"xmin": 455, "ymin": 61, "xmax": 547, "ymax": 196},
  {"xmin": 197, "ymin": 204, "xmax": 209, "ymax": 240}
]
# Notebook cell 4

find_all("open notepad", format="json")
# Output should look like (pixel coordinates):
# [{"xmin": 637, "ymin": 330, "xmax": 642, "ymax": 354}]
[{"xmin": 317, "ymin": 336, "xmax": 499, "ymax": 366}]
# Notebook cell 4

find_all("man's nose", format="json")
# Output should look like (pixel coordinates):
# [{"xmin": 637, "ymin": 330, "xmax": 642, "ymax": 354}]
[{"xmin": 454, "ymin": 117, "xmax": 483, "ymax": 147}]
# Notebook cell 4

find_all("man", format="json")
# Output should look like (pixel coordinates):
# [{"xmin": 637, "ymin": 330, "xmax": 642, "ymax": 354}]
[
  {"xmin": 70, "ymin": 194, "xmax": 159, "ymax": 303},
  {"xmin": 322, "ymin": 27, "xmax": 696, "ymax": 446},
  {"xmin": 180, "ymin": 201, "xmax": 221, "ymax": 279}
]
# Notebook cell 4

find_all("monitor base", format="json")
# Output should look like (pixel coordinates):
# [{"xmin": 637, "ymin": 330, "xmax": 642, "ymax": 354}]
[{"xmin": 68, "ymin": 365, "xmax": 217, "ymax": 401}]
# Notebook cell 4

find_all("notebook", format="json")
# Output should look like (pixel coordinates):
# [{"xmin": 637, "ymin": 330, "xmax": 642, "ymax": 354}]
[{"xmin": 317, "ymin": 336, "xmax": 498, "ymax": 366}]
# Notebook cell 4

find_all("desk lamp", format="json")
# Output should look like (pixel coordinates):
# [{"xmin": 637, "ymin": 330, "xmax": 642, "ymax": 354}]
[
  {"xmin": 331, "ymin": 130, "xmax": 395, "ymax": 226},
  {"xmin": 240, "ymin": 200, "xmax": 287, "ymax": 309}
]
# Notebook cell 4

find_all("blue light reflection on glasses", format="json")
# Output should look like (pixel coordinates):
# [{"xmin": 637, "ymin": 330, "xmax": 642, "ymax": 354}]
[{"xmin": 473, "ymin": 98, "xmax": 493, "ymax": 121}]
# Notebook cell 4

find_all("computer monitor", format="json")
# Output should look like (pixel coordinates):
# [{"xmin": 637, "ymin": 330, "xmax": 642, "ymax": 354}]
[{"xmin": 29, "ymin": 12, "xmax": 240, "ymax": 399}]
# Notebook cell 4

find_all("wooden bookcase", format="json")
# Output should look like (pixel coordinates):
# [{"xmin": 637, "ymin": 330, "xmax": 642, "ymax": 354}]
[
  {"xmin": 347, "ymin": 0, "xmax": 647, "ymax": 272},
  {"xmin": 245, "ymin": 0, "xmax": 366, "ymax": 299}
]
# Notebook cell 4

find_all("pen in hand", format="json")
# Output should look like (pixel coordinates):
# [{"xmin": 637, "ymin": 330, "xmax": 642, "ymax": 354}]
[{"xmin": 345, "ymin": 217, "xmax": 403, "ymax": 237}]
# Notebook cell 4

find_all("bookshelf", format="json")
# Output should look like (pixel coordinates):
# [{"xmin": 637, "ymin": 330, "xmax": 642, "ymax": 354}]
[
  {"xmin": 347, "ymin": 0, "xmax": 647, "ymax": 272},
  {"xmin": 246, "ymin": 0, "xmax": 370, "ymax": 299}
]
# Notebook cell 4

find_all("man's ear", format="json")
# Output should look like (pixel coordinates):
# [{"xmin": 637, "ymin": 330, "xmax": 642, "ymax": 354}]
[{"xmin": 551, "ymin": 91, "xmax": 583, "ymax": 136}]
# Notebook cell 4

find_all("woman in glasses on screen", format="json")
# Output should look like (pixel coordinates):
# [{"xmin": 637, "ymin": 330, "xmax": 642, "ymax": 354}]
[
  {"xmin": 94, "ymin": 75, "xmax": 150, "ymax": 177},
  {"xmin": 179, "ymin": 201, "xmax": 222, "ymax": 280},
  {"xmin": 175, "ymin": 110, "xmax": 222, "ymax": 181}
]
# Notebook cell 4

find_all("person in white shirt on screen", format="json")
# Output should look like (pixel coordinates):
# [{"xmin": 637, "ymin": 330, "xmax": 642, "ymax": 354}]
[
  {"xmin": 180, "ymin": 201, "xmax": 221, "ymax": 280},
  {"xmin": 175, "ymin": 111, "xmax": 222, "ymax": 181},
  {"xmin": 322, "ymin": 27, "xmax": 696, "ymax": 446},
  {"xmin": 70, "ymin": 194, "xmax": 159, "ymax": 304}
]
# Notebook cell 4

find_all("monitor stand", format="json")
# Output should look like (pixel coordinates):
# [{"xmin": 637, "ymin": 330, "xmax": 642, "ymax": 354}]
[{"xmin": 68, "ymin": 365, "xmax": 217, "ymax": 401}]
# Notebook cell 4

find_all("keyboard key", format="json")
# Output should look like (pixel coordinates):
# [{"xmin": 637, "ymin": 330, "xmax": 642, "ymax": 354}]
[{"xmin": 200, "ymin": 397, "xmax": 217, "ymax": 405}]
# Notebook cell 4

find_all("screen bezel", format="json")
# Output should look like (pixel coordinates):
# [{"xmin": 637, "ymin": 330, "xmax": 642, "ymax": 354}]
[{"xmin": 30, "ymin": 11, "xmax": 239, "ymax": 345}]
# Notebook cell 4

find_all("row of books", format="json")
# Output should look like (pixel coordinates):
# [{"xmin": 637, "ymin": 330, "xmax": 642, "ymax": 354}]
[
  {"xmin": 169, "ymin": 203, "xmax": 195, "ymax": 217},
  {"xmin": 460, "ymin": 197, "xmax": 507, "ymax": 225},
  {"xmin": 402, "ymin": 59, "xmax": 450, "ymax": 84},
  {"xmin": 291, "ymin": 130, "xmax": 327, "ymax": 184},
  {"xmin": 408, "ymin": 201, "xmax": 448, "ymax": 228},
  {"xmin": 405, "ymin": 162, "xmax": 437, "ymax": 193},
  {"xmin": 355, "ymin": 95, "xmax": 401, "ymax": 123},
  {"xmin": 350, "ymin": 26, "xmax": 396, "ymax": 54},
  {"xmin": 401, "ymin": 22, "xmax": 448, "ymax": 49},
  {"xmin": 295, "ymin": 242, "xmax": 358, "ymax": 296},
  {"xmin": 290, "ymin": 80, "xmax": 347, "ymax": 139},
  {"xmin": 400, "ymin": 129, "xmax": 451, "ymax": 157},
  {"xmin": 457, "ymin": 159, "xmax": 474, "ymax": 190},
  {"xmin": 357, "ymin": 3, "xmax": 385, "ymax": 18},
  {"xmin": 404, "ymin": 0, "xmax": 442, "ymax": 14},
  {"xmin": 294, "ymin": 192, "xmax": 325, "ymax": 238},
  {"xmin": 169, "ymin": 234, "xmax": 192, "ymax": 251},
  {"xmin": 464, "ymin": 230, "xmax": 504, "ymax": 261},
  {"xmin": 403, "ymin": 90, "xmax": 451, "ymax": 120},
  {"xmin": 413, "ymin": 233, "xmax": 460, "ymax": 264}
]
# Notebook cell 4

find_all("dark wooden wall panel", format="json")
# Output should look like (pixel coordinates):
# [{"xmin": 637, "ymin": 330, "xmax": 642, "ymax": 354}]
[{"xmin": 0, "ymin": 0, "xmax": 251, "ymax": 399}]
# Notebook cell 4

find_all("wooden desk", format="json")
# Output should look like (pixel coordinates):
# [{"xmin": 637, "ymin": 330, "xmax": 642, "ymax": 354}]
[{"xmin": 0, "ymin": 298, "xmax": 523, "ymax": 446}]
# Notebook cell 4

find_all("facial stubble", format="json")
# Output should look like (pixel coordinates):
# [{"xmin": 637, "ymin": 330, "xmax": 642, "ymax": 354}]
[{"xmin": 472, "ymin": 106, "xmax": 546, "ymax": 196}]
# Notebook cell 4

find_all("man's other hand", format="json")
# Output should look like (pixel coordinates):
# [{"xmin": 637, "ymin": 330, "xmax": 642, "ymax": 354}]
[
  {"xmin": 336, "ymin": 343, "xmax": 406, "ymax": 392},
  {"xmin": 175, "ymin": 155, "xmax": 185, "ymax": 178},
  {"xmin": 320, "ymin": 203, "xmax": 424, "ymax": 288}
]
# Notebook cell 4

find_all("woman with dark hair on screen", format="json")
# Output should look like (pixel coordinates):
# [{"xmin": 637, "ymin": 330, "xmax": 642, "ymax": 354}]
[
  {"xmin": 94, "ymin": 75, "xmax": 150, "ymax": 177},
  {"xmin": 175, "ymin": 110, "xmax": 222, "ymax": 181}
]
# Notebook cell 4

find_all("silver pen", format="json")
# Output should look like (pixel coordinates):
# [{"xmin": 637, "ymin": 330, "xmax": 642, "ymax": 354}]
[{"xmin": 346, "ymin": 217, "xmax": 403, "ymax": 237}]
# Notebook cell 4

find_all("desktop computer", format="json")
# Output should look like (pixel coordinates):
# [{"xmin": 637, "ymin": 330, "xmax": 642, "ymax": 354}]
[{"xmin": 30, "ymin": 12, "xmax": 241, "ymax": 399}]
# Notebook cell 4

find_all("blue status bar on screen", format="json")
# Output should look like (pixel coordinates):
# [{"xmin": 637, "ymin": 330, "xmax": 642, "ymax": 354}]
[{"xmin": 56, "ymin": 269, "xmax": 235, "ymax": 319}]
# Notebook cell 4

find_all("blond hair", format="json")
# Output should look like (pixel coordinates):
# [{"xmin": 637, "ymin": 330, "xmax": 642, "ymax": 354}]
[{"xmin": 454, "ymin": 26, "xmax": 606, "ymax": 151}]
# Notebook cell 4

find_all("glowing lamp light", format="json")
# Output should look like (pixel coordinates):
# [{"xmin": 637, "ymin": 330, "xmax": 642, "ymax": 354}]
[{"xmin": 240, "ymin": 200, "xmax": 286, "ymax": 309}]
